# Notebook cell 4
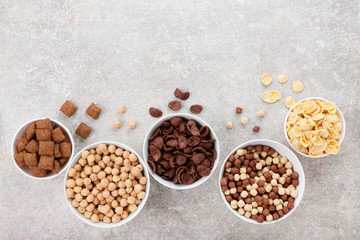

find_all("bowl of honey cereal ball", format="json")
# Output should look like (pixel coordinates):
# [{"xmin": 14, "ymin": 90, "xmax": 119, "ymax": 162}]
[
  {"xmin": 64, "ymin": 141, "xmax": 150, "ymax": 228},
  {"xmin": 219, "ymin": 139, "xmax": 305, "ymax": 224},
  {"xmin": 12, "ymin": 118, "xmax": 74, "ymax": 180},
  {"xmin": 284, "ymin": 97, "xmax": 345, "ymax": 158}
]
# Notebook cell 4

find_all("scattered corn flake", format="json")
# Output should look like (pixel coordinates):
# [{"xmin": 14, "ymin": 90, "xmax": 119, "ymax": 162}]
[
  {"xmin": 284, "ymin": 96, "xmax": 295, "ymax": 108},
  {"xmin": 261, "ymin": 73, "xmax": 272, "ymax": 85},
  {"xmin": 261, "ymin": 90, "xmax": 282, "ymax": 103},
  {"xmin": 292, "ymin": 81, "xmax": 304, "ymax": 93},
  {"xmin": 277, "ymin": 74, "xmax": 288, "ymax": 84}
]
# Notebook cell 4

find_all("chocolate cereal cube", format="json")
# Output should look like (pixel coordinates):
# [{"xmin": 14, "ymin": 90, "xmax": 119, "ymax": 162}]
[
  {"xmin": 60, "ymin": 142, "xmax": 72, "ymax": 157},
  {"xmin": 54, "ymin": 144, "xmax": 62, "ymax": 158},
  {"xmin": 25, "ymin": 139, "xmax": 39, "ymax": 153},
  {"xmin": 35, "ymin": 118, "xmax": 52, "ymax": 130},
  {"xmin": 59, "ymin": 157, "xmax": 69, "ymax": 166},
  {"xmin": 16, "ymin": 138, "xmax": 28, "ymax": 152},
  {"xmin": 60, "ymin": 100, "xmax": 77, "ymax": 118},
  {"xmin": 14, "ymin": 151, "xmax": 26, "ymax": 168},
  {"xmin": 75, "ymin": 122, "xmax": 92, "ymax": 139},
  {"xmin": 53, "ymin": 160, "xmax": 61, "ymax": 174},
  {"xmin": 25, "ymin": 122, "xmax": 36, "ymax": 140},
  {"xmin": 24, "ymin": 152, "xmax": 38, "ymax": 166},
  {"xmin": 38, "ymin": 155, "xmax": 54, "ymax": 170},
  {"xmin": 39, "ymin": 141, "xmax": 54, "ymax": 155},
  {"xmin": 51, "ymin": 127, "xmax": 66, "ymax": 143},
  {"xmin": 36, "ymin": 129, "xmax": 51, "ymax": 141},
  {"xmin": 86, "ymin": 103, "xmax": 102, "ymax": 119},
  {"xmin": 31, "ymin": 166, "xmax": 47, "ymax": 177}
]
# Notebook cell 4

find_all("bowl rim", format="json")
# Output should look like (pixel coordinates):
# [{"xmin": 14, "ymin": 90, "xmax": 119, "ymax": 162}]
[
  {"xmin": 11, "ymin": 117, "xmax": 75, "ymax": 180},
  {"xmin": 63, "ymin": 141, "xmax": 150, "ymax": 228},
  {"xmin": 283, "ymin": 97, "xmax": 346, "ymax": 158},
  {"xmin": 218, "ymin": 139, "xmax": 306, "ymax": 224},
  {"xmin": 143, "ymin": 112, "xmax": 220, "ymax": 190}
]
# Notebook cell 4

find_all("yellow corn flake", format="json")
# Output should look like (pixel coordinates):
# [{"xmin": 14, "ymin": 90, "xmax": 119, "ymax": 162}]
[
  {"xmin": 285, "ymin": 96, "xmax": 295, "ymax": 108},
  {"xmin": 309, "ymin": 148, "xmax": 322, "ymax": 157},
  {"xmin": 325, "ymin": 145, "xmax": 339, "ymax": 154},
  {"xmin": 328, "ymin": 139, "xmax": 338, "ymax": 147},
  {"xmin": 312, "ymin": 113, "xmax": 325, "ymax": 121},
  {"xmin": 288, "ymin": 112, "xmax": 298, "ymax": 124},
  {"xmin": 300, "ymin": 135, "xmax": 309, "ymax": 147},
  {"xmin": 318, "ymin": 128, "xmax": 329, "ymax": 138},
  {"xmin": 292, "ymin": 80, "xmax": 304, "ymax": 93},
  {"xmin": 327, "ymin": 107, "xmax": 337, "ymax": 114},
  {"xmin": 277, "ymin": 74, "xmax": 288, "ymax": 84},
  {"xmin": 324, "ymin": 113, "xmax": 338, "ymax": 123},
  {"xmin": 323, "ymin": 102, "xmax": 336, "ymax": 111},
  {"xmin": 262, "ymin": 90, "xmax": 282, "ymax": 103},
  {"xmin": 286, "ymin": 99, "xmax": 343, "ymax": 156},
  {"xmin": 334, "ymin": 121, "xmax": 343, "ymax": 132},
  {"xmin": 312, "ymin": 136, "xmax": 323, "ymax": 146},
  {"xmin": 289, "ymin": 138, "xmax": 302, "ymax": 151},
  {"xmin": 328, "ymin": 128, "xmax": 339, "ymax": 139},
  {"xmin": 300, "ymin": 147, "xmax": 309, "ymax": 154},
  {"xmin": 261, "ymin": 73, "xmax": 272, "ymax": 85}
]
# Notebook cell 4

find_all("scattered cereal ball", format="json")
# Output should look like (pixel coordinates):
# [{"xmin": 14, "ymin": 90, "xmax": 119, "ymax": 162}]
[
  {"xmin": 118, "ymin": 106, "xmax": 126, "ymax": 113},
  {"xmin": 241, "ymin": 117, "xmax": 248, "ymax": 125},
  {"xmin": 261, "ymin": 73, "xmax": 272, "ymax": 85},
  {"xmin": 257, "ymin": 110, "xmax": 265, "ymax": 118},
  {"xmin": 129, "ymin": 121, "xmax": 137, "ymax": 129},
  {"xmin": 226, "ymin": 121, "xmax": 233, "ymax": 129},
  {"xmin": 285, "ymin": 96, "xmax": 296, "ymax": 108},
  {"xmin": 113, "ymin": 120, "xmax": 122, "ymax": 129},
  {"xmin": 292, "ymin": 80, "xmax": 304, "ymax": 93},
  {"xmin": 253, "ymin": 126, "xmax": 260, "ymax": 132},
  {"xmin": 277, "ymin": 74, "xmax": 288, "ymax": 84},
  {"xmin": 66, "ymin": 179, "xmax": 75, "ymax": 188}
]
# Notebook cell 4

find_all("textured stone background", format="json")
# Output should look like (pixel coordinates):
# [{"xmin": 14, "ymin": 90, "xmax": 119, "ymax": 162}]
[{"xmin": 0, "ymin": 0, "xmax": 359, "ymax": 239}]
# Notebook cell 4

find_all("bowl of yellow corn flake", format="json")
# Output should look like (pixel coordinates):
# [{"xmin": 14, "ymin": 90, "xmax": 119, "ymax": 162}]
[{"xmin": 284, "ymin": 97, "xmax": 345, "ymax": 158}]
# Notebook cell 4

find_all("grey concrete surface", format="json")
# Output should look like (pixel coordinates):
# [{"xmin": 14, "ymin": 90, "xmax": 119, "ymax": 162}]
[{"xmin": 0, "ymin": 0, "xmax": 359, "ymax": 239}]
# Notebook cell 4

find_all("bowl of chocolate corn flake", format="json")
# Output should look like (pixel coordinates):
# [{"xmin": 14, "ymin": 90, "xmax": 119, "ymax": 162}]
[{"xmin": 143, "ymin": 113, "xmax": 220, "ymax": 190}]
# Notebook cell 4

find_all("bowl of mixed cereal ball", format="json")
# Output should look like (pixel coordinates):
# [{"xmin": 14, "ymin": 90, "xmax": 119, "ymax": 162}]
[
  {"xmin": 219, "ymin": 139, "xmax": 305, "ymax": 224},
  {"xmin": 64, "ymin": 142, "xmax": 150, "ymax": 228},
  {"xmin": 284, "ymin": 97, "xmax": 345, "ymax": 158}
]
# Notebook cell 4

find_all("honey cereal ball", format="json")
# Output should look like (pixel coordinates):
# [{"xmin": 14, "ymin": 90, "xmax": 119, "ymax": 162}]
[
  {"xmin": 257, "ymin": 110, "xmax": 265, "ymax": 118},
  {"xmin": 129, "ymin": 121, "xmax": 137, "ymax": 129},
  {"xmin": 241, "ymin": 117, "xmax": 248, "ymax": 125},
  {"xmin": 113, "ymin": 120, "xmax": 122, "ymax": 129},
  {"xmin": 118, "ymin": 106, "xmax": 126, "ymax": 113},
  {"xmin": 65, "ymin": 143, "xmax": 147, "ymax": 224}
]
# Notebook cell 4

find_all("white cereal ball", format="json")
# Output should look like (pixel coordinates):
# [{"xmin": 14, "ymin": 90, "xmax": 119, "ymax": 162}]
[
  {"xmin": 113, "ymin": 120, "xmax": 122, "ymax": 129},
  {"xmin": 241, "ymin": 117, "xmax": 248, "ymax": 125}
]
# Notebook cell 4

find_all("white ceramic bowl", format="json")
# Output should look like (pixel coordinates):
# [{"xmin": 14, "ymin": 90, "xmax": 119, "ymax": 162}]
[
  {"xmin": 11, "ymin": 118, "xmax": 75, "ymax": 180},
  {"xmin": 219, "ymin": 139, "xmax": 305, "ymax": 224},
  {"xmin": 284, "ymin": 97, "xmax": 346, "ymax": 158},
  {"xmin": 143, "ymin": 113, "xmax": 220, "ymax": 190},
  {"xmin": 64, "ymin": 141, "xmax": 150, "ymax": 228}
]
